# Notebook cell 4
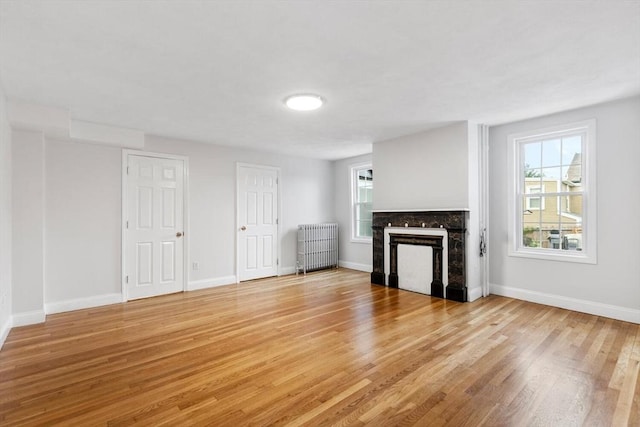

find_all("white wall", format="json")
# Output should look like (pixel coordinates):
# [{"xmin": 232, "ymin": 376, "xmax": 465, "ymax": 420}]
[
  {"xmin": 12, "ymin": 131, "xmax": 122, "ymax": 317},
  {"xmin": 144, "ymin": 135, "xmax": 335, "ymax": 281},
  {"xmin": 489, "ymin": 96, "xmax": 640, "ymax": 322},
  {"xmin": 45, "ymin": 138, "xmax": 122, "ymax": 307},
  {"xmin": 8, "ymin": 132, "xmax": 335, "ymax": 323},
  {"xmin": 12, "ymin": 130, "xmax": 45, "ymax": 324},
  {"xmin": 332, "ymin": 153, "xmax": 372, "ymax": 272},
  {"xmin": 0, "ymin": 84, "xmax": 12, "ymax": 347},
  {"xmin": 373, "ymin": 122, "xmax": 470, "ymax": 211},
  {"xmin": 466, "ymin": 124, "xmax": 482, "ymax": 301}
]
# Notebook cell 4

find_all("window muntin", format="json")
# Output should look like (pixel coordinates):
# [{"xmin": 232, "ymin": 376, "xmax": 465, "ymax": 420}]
[
  {"xmin": 509, "ymin": 120, "xmax": 596, "ymax": 263},
  {"xmin": 352, "ymin": 165, "xmax": 373, "ymax": 241}
]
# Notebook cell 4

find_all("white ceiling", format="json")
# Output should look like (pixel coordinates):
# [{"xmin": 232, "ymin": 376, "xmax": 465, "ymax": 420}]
[{"xmin": 1, "ymin": 1, "xmax": 638, "ymax": 160}]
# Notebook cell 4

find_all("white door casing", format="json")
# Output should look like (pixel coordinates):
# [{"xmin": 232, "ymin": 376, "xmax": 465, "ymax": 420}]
[
  {"xmin": 237, "ymin": 164, "xmax": 279, "ymax": 281},
  {"xmin": 123, "ymin": 152, "xmax": 187, "ymax": 300}
]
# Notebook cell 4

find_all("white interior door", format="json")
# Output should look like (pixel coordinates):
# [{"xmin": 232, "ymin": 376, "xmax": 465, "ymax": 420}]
[
  {"xmin": 238, "ymin": 165, "xmax": 279, "ymax": 281},
  {"xmin": 126, "ymin": 154, "xmax": 185, "ymax": 300}
]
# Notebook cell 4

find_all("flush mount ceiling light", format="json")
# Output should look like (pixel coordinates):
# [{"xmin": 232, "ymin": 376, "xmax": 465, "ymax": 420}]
[{"xmin": 284, "ymin": 94, "xmax": 324, "ymax": 111}]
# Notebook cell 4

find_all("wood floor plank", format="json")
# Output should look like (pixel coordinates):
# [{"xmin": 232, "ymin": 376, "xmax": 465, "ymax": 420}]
[{"xmin": 0, "ymin": 269, "xmax": 638, "ymax": 426}]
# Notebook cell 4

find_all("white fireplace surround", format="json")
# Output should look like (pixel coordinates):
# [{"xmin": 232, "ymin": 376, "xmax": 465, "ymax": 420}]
[{"xmin": 384, "ymin": 227, "xmax": 449, "ymax": 293}]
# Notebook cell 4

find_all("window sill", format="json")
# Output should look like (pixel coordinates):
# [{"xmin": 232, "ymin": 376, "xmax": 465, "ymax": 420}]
[{"xmin": 508, "ymin": 247, "xmax": 596, "ymax": 264}]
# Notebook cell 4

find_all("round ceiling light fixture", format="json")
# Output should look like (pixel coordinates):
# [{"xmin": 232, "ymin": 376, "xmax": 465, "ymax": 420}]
[{"xmin": 284, "ymin": 94, "xmax": 324, "ymax": 111}]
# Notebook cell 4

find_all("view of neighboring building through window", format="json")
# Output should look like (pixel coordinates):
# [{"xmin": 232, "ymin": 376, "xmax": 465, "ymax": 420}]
[
  {"xmin": 352, "ymin": 165, "xmax": 373, "ymax": 240},
  {"xmin": 521, "ymin": 134, "xmax": 584, "ymax": 249},
  {"xmin": 509, "ymin": 120, "xmax": 596, "ymax": 263}
]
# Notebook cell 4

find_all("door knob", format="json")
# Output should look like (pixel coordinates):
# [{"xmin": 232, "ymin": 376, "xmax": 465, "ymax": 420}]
[
  {"xmin": 240, "ymin": 226, "xmax": 246, "ymax": 231},
  {"xmin": 176, "ymin": 232, "xmax": 183, "ymax": 237}
]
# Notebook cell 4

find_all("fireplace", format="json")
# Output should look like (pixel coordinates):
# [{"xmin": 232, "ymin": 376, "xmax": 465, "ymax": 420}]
[
  {"xmin": 371, "ymin": 210, "xmax": 467, "ymax": 302},
  {"xmin": 384, "ymin": 227, "xmax": 448, "ymax": 297}
]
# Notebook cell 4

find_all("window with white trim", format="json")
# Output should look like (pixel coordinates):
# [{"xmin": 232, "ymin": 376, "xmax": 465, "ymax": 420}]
[
  {"xmin": 525, "ymin": 185, "xmax": 545, "ymax": 210},
  {"xmin": 351, "ymin": 164, "xmax": 373, "ymax": 241},
  {"xmin": 508, "ymin": 119, "xmax": 596, "ymax": 263}
]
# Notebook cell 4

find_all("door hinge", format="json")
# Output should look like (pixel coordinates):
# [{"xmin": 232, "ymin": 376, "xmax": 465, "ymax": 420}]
[
  {"xmin": 126, "ymin": 220, "xmax": 129, "ymax": 229},
  {"xmin": 276, "ymin": 218, "xmax": 278, "ymax": 225},
  {"xmin": 127, "ymin": 166, "xmax": 130, "ymax": 175},
  {"xmin": 277, "ymin": 258, "xmax": 279, "ymax": 266},
  {"xmin": 125, "ymin": 275, "xmax": 129, "ymax": 284}
]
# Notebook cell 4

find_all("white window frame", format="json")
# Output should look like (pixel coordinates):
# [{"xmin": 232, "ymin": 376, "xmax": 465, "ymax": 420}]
[
  {"xmin": 525, "ymin": 184, "xmax": 545, "ymax": 210},
  {"xmin": 507, "ymin": 119, "xmax": 597, "ymax": 264},
  {"xmin": 350, "ymin": 162, "xmax": 373, "ymax": 243}
]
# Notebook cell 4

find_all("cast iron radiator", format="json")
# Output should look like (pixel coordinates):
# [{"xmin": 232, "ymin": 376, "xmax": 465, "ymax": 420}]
[{"xmin": 296, "ymin": 223, "xmax": 339, "ymax": 274}]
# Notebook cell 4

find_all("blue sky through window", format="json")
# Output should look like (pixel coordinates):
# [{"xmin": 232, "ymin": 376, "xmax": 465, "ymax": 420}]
[{"xmin": 523, "ymin": 135, "xmax": 581, "ymax": 180}]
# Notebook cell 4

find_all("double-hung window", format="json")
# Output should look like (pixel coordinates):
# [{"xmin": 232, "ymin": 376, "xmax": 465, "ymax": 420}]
[
  {"xmin": 508, "ymin": 119, "xmax": 596, "ymax": 263},
  {"xmin": 351, "ymin": 164, "xmax": 373, "ymax": 242}
]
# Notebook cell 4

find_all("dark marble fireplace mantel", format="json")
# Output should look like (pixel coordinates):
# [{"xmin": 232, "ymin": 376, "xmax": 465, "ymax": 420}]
[{"xmin": 371, "ymin": 210, "xmax": 467, "ymax": 302}]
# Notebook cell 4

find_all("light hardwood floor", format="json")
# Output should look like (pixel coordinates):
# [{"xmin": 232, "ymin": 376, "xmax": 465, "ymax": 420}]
[{"xmin": 1, "ymin": 269, "xmax": 638, "ymax": 426}]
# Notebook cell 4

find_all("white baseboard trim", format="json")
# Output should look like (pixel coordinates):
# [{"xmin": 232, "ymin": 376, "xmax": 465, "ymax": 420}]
[
  {"xmin": 187, "ymin": 276, "xmax": 237, "ymax": 291},
  {"xmin": 45, "ymin": 293, "xmax": 123, "ymax": 315},
  {"xmin": 12, "ymin": 309, "xmax": 46, "ymax": 327},
  {"xmin": 0, "ymin": 316, "xmax": 12, "ymax": 349},
  {"xmin": 338, "ymin": 260, "xmax": 372, "ymax": 272},
  {"xmin": 279, "ymin": 266, "xmax": 296, "ymax": 276},
  {"xmin": 467, "ymin": 286, "xmax": 483, "ymax": 302},
  {"xmin": 490, "ymin": 283, "xmax": 640, "ymax": 324}
]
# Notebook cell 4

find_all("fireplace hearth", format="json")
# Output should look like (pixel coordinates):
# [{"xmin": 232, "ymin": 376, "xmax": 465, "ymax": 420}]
[{"xmin": 371, "ymin": 210, "xmax": 467, "ymax": 302}]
